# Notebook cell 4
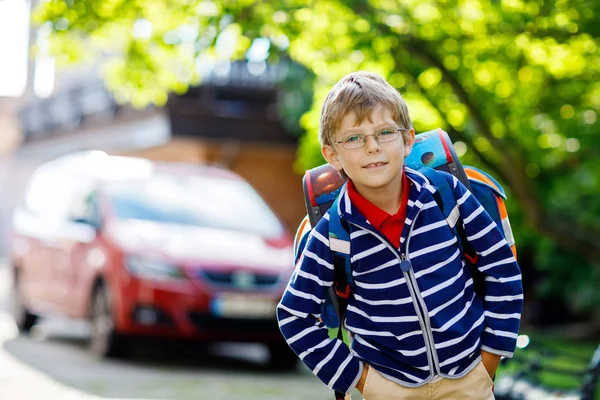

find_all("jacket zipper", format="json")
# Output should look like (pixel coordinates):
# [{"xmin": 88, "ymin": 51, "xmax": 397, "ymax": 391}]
[
  {"xmin": 400, "ymin": 209, "xmax": 441, "ymax": 378},
  {"xmin": 348, "ymin": 211, "xmax": 441, "ymax": 379},
  {"xmin": 401, "ymin": 251, "xmax": 441, "ymax": 377}
]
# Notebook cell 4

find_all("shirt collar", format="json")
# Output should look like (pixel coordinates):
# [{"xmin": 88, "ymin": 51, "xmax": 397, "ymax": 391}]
[{"xmin": 347, "ymin": 169, "xmax": 411, "ymax": 230}]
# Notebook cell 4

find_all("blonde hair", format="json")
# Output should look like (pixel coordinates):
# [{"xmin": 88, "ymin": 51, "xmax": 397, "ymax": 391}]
[{"xmin": 319, "ymin": 71, "xmax": 412, "ymax": 147}]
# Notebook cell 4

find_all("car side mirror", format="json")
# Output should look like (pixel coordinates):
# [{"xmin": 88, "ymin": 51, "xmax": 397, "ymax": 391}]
[{"xmin": 72, "ymin": 217, "xmax": 101, "ymax": 230}]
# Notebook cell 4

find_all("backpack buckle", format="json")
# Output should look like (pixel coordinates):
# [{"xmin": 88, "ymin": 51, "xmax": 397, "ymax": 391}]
[
  {"xmin": 464, "ymin": 252, "xmax": 479, "ymax": 265},
  {"xmin": 335, "ymin": 283, "xmax": 351, "ymax": 299}
]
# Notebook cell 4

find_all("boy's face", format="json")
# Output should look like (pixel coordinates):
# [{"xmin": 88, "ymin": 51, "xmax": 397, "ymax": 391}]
[{"xmin": 322, "ymin": 104, "xmax": 415, "ymax": 195}]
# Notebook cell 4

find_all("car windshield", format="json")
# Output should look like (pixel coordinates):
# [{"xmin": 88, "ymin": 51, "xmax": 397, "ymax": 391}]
[{"xmin": 105, "ymin": 173, "xmax": 284, "ymax": 238}]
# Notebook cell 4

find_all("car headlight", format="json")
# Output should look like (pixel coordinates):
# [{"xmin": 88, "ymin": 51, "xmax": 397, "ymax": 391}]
[{"xmin": 126, "ymin": 256, "xmax": 186, "ymax": 281}]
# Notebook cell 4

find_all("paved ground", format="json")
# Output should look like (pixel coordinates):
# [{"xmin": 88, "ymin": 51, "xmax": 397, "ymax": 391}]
[{"xmin": 0, "ymin": 267, "xmax": 360, "ymax": 400}]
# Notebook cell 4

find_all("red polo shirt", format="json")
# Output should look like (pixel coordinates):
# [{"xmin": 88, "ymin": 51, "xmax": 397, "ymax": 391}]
[{"xmin": 347, "ymin": 171, "xmax": 411, "ymax": 249}]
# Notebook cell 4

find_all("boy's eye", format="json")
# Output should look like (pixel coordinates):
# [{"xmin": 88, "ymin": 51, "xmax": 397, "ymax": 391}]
[
  {"xmin": 378, "ymin": 129, "xmax": 395, "ymax": 136},
  {"xmin": 344, "ymin": 135, "xmax": 362, "ymax": 143}
]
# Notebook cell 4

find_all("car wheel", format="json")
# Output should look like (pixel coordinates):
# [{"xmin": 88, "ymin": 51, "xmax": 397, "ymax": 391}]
[
  {"xmin": 12, "ymin": 273, "xmax": 38, "ymax": 333},
  {"xmin": 267, "ymin": 343, "xmax": 298, "ymax": 371},
  {"xmin": 90, "ymin": 285, "xmax": 128, "ymax": 358}
]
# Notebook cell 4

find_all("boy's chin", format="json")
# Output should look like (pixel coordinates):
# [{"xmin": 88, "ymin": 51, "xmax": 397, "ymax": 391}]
[
  {"xmin": 352, "ymin": 176, "xmax": 394, "ymax": 189},
  {"xmin": 350, "ymin": 169, "xmax": 403, "ymax": 189}
]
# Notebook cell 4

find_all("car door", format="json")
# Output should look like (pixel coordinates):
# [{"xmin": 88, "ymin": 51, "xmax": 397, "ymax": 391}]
[
  {"xmin": 18, "ymin": 167, "xmax": 96, "ymax": 314},
  {"xmin": 54, "ymin": 190, "xmax": 101, "ymax": 316},
  {"xmin": 13, "ymin": 167, "xmax": 69, "ymax": 311}
]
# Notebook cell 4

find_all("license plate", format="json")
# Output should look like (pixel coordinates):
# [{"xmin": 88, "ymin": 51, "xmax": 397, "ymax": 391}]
[{"xmin": 211, "ymin": 294, "xmax": 276, "ymax": 319}]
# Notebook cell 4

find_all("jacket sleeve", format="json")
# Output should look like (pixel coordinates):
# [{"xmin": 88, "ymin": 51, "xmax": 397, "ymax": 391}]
[
  {"xmin": 448, "ymin": 174, "xmax": 524, "ymax": 358},
  {"xmin": 276, "ymin": 213, "xmax": 363, "ymax": 393}
]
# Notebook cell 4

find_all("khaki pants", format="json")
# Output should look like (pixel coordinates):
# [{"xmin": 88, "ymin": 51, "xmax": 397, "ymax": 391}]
[{"xmin": 347, "ymin": 362, "xmax": 494, "ymax": 400}]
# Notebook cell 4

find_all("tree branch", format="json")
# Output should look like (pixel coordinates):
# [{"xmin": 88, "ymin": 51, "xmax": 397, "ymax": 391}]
[{"xmin": 539, "ymin": 217, "xmax": 600, "ymax": 267}]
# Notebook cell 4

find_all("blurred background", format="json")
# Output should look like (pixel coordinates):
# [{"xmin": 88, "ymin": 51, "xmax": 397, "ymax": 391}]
[{"xmin": 0, "ymin": 0, "xmax": 599, "ymax": 399}]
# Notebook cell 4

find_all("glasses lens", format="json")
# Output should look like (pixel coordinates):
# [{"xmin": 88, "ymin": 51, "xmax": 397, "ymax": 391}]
[
  {"xmin": 377, "ymin": 130, "xmax": 400, "ymax": 143},
  {"xmin": 343, "ymin": 138, "xmax": 364, "ymax": 150}
]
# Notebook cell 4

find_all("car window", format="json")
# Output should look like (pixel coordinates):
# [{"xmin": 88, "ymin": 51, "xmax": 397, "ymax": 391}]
[{"xmin": 105, "ymin": 174, "xmax": 284, "ymax": 238}]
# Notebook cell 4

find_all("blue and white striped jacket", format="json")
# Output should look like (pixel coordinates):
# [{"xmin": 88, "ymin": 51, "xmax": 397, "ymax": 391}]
[{"xmin": 277, "ymin": 167, "xmax": 523, "ymax": 394}]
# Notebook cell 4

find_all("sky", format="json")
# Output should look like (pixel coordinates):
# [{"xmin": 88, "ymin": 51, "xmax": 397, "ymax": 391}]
[{"xmin": 0, "ymin": 0, "xmax": 30, "ymax": 97}]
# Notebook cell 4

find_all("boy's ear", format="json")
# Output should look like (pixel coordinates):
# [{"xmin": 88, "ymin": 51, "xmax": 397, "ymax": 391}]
[
  {"xmin": 321, "ymin": 145, "xmax": 343, "ymax": 171},
  {"xmin": 403, "ymin": 128, "xmax": 416, "ymax": 157}
]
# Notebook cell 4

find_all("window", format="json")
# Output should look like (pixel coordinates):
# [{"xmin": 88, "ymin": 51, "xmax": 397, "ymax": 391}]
[{"xmin": 106, "ymin": 174, "xmax": 284, "ymax": 238}]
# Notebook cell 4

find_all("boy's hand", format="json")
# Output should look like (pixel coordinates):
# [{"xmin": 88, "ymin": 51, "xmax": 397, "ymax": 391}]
[
  {"xmin": 356, "ymin": 364, "xmax": 369, "ymax": 393},
  {"xmin": 481, "ymin": 350, "xmax": 501, "ymax": 378}
]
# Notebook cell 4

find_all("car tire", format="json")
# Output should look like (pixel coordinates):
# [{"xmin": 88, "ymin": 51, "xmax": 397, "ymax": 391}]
[
  {"xmin": 267, "ymin": 343, "xmax": 298, "ymax": 371},
  {"xmin": 89, "ymin": 285, "xmax": 128, "ymax": 358},
  {"xmin": 12, "ymin": 273, "xmax": 38, "ymax": 333}
]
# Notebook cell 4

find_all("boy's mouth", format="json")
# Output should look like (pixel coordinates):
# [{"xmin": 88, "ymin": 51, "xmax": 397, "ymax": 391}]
[{"xmin": 363, "ymin": 162, "xmax": 388, "ymax": 169}]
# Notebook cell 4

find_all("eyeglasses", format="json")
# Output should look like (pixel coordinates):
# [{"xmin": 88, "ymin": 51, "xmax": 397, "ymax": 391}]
[{"xmin": 333, "ymin": 128, "xmax": 409, "ymax": 150}]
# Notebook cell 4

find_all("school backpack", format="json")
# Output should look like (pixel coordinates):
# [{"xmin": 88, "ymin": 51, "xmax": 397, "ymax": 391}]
[{"xmin": 293, "ymin": 128, "xmax": 517, "ymax": 332}]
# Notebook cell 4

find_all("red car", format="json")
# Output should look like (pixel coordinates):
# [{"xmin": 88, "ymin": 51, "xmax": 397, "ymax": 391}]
[{"xmin": 11, "ymin": 151, "xmax": 297, "ymax": 367}]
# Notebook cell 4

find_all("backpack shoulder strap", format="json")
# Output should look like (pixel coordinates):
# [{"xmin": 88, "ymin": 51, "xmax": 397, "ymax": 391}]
[
  {"xmin": 328, "ymin": 197, "xmax": 350, "ymax": 252},
  {"xmin": 328, "ymin": 197, "xmax": 354, "ymax": 294},
  {"xmin": 418, "ymin": 167, "xmax": 460, "ymax": 229},
  {"xmin": 418, "ymin": 167, "xmax": 487, "ymax": 293},
  {"xmin": 328, "ymin": 197, "xmax": 353, "ymax": 389},
  {"xmin": 321, "ymin": 199, "xmax": 352, "ymax": 400}
]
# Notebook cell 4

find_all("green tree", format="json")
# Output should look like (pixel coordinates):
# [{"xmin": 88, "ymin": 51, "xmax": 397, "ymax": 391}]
[{"xmin": 35, "ymin": 0, "xmax": 600, "ymax": 311}]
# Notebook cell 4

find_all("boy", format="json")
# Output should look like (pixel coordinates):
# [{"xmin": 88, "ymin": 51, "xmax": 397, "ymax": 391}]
[{"xmin": 277, "ymin": 71, "xmax": 523, "ymax": 399}]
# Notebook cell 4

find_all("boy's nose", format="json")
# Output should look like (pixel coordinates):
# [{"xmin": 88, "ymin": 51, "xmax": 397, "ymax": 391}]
[{"xmin": 365, "ymin": 135, "xmax": 381, "ymax": 153}]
